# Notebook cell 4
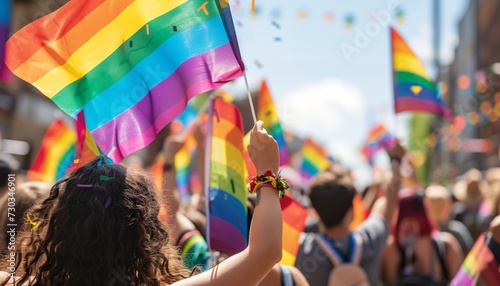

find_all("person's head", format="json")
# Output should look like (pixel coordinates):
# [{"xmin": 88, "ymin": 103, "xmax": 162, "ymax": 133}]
[
  {"xmin": 425, "ymin": 185, "xmax": 452, "ymax": 224},
  {"xmin": 3, "ymin": 156, "xmax": 192, "ymax": 286},
  {"xmin": 308, "ymin": 166, "xmax": 356, "ymax": 230},
  {"xmin": 454, "ymin": 169, "xmax": 484, "ymax": 210},
  {"xmin": 394, "ymin": 193, "xmax": 436, "ymax": 248},
  {"xmin": 0, "ymin": 182, "xmax": 51, "ymax": 254}
]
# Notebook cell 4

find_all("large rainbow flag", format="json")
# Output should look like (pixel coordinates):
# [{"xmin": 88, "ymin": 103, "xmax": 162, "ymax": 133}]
[
  {"xmin": 280, "ymin": 194, "xmax": 308, "ymax": 266},
  {"xmin": 300, "ymin": 138, "xmax": 331, "ymax": 182},
  {"xmin": 258, "ymin": 80, "xmax": 289, "ymax": 166},
  {"xmin": 361, "ymin": 124, "xmax": 396, "ymax": 165},
  {"xmin": 0, "ymin": 0, "xmax": 11, "ymax": 83},
  {"xmin": 5, "ymin": 0, "xmax": 244, "ymax": 162},
  {"xmin": 391, "ymin": 27, "xmax": 451, "ymax": 119},
  {"xmin": 451, "ymin": 234, "xmax": 500, "ymax": 286},
  {"xmin": 207, "ymin": 98, "xmax": 247, "ymax": 256},
  {"xmin": 28, "ymin": 119, "xmax": 76, "ymax": 183}
]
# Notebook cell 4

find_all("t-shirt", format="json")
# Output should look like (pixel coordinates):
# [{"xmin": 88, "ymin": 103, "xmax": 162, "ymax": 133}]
[
  {"xmin": 176, "ymin": 230, "xmax": 210, "ymax": 270},
  {"xmin": 294, "ymin": 215, "xmax": 389, "ymax": 286}
]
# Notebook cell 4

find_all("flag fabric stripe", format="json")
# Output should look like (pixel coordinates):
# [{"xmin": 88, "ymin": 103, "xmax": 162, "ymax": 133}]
[
  {"xmin": 55, "ymin": 144, "xmax": 77, "ymax": 180},
  {"xmin": 208, "ymin": 99, "xmax": 247, "ymax": 256},
  {"xmin": 5, "ymin": 0, "xmax": 108, "ymax": 71},
  {"xmin": 396, "ymin": 97, "xmax": 452, "ymax": 115},
  {"xmin": 391, "ymin": 27, "xmax": 451, "ymax": 119},
  {"xmin": 7, "ymin": 0, "xmax": 244, "ymax": 163},
  {"xmin": 28, "ymin": 119, "xmax": 76, "ymax": 183},
  {"xmin": 257, "ymin": 80, "xmax": 289, "ymax": 166},
  {"xmin": 11, "ymin": 0, "xmax": 135, "ymax": 82},
  {"xmin": 451, "ymin": 234, "xmax": 500, "ymax": 286},
  {"xmin": 279, "ymin": 194, "xmax": 308, "ymax": 266},
  {"xmin": 23, "ymin": 0, "xmax": 187, "ymax": 98},
  {"xmin": 52, "ymin": 4, "xmax": 223, "ymax": 116}
]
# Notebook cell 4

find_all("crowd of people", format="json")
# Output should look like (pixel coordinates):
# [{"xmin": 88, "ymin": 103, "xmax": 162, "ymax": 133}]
[{"xmin": 0, "ymin": 120, "xmax": 500, "ymax": 285}]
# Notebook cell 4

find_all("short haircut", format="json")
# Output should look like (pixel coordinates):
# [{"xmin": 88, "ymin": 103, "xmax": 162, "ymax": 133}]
[{"xmin": 308, "ymin": 167, "xmax": 356, "ymax": 228}]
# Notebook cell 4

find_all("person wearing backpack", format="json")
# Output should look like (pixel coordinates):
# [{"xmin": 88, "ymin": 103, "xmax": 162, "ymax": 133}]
[
  {"xmin": 294, "ymin": 143, "xmax": 404, "ymax": 286},
  {"xmin": 380, "ymin": 193, "xmax": 463, "ymax": 286}
]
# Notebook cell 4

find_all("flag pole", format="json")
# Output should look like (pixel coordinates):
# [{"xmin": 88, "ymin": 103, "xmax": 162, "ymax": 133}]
[
  {"xmin": 243, "ymin": 71, "xmax": 257, "ymax": 124},
  {"xmin": 204, "ymin": 96, "xmax": 214, "ymax": 261}
]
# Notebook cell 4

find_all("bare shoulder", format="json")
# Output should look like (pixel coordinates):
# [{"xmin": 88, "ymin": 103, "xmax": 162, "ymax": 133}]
[{"xmin": 288, "ymin": 265, "xmax": 310, "ymax": 286}]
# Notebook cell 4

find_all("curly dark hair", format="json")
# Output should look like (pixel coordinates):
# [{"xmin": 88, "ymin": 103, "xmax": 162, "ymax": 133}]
[{"xmin": 1, "ymin": 156, "xmax": 193, "ymax": 285}]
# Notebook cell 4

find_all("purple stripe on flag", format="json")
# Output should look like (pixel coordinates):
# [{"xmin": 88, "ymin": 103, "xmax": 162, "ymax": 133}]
[
  {"xmin": 395, "ymin": 97, "xmax": 451, "ymax": 118},
  {"xmin": 209, "ymin": 216, "xmax": 247, "ymax": 256},
  {"xmin": 91, "ymin": 43, "xmax": 242, "ymax": 161},
  {"xmin": 0, "ymin": 24, "xmax": 10, "ymax": 82}
]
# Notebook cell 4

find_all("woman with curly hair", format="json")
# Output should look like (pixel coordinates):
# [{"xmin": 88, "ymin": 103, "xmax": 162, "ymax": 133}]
[{"xmin": 0, "ymin": 121, "xmax": 283, "ymax": 285}]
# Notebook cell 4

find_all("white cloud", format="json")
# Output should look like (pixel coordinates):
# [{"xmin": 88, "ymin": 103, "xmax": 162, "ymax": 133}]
[{"xmin": 281, "ymin": 78, "xmax": 366, "ymax": 153}]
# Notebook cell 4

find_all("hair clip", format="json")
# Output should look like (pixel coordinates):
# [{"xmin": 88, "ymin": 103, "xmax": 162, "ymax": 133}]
[{"xmin": 100, "ymin": 175, "xmax": 113, "ymax": 181}]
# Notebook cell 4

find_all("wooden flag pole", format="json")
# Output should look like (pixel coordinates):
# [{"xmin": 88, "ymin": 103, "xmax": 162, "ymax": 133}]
[{"xmin": 243, "ymin": 71, "xmax": 257, "ymax": 124}]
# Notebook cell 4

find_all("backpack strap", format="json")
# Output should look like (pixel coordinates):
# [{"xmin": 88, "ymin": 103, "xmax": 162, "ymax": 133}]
[
  {"xmin": 431, "ymin": 236, "xmax": 449, "ymax": 281},
  {"xmin": 314, "ymin": 233, "xmax": 364, "ymax": 267}
]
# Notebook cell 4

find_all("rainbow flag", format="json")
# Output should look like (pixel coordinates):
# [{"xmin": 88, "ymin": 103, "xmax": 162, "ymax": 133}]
[
  {"xmin": 174, "ymin": 92, "xmax": 210, "ymax": 129},
  {"xmin": 280, "ymin": 194, "xmax": 308, "ymax": 266},
  {"xmin": 175, "ymin": 130, "xmax": 198, "ymax": 199},
  {"xmin": 207, "ymin": 98, "xmax": 247, "ymax": 256},
  {"xmin": 150, "ymin": 154, "xmax": 164, "ymax": 192},
  {"xmin": 28, "ymin": 119, "xmax": 76, "ymax": 183},
  {"xmin": 391, "ymin": 27, "xmax": 451, "ymax": 119},
  {"xmin": 5, "ymin": 0, "xmax": 244, "ymax": 162},
  {"xmin": 258, "ymin": 80, "xmax": 289, "ymax": 166},
  {"xmin": 0, "ymin": 0, "xmax": 11, "ymax": 83},
  {"xmin": 243, "ymin": 131, "xmax": 257, "ymax": 182},
  {"xmin": 350, "ymin": 194, "xmax": 369, "ymax": 231},
  {"xmin": 300, "ymin": 138, "xmax": 331, "ymax": 181},
  {"xmin": 451, "ymin": 234, "xmax": 500, "ymax": 286},
  {"xmin": 361, "ymin": 124, "xmax": 396, "ymax": 165},
  {"xmin": 69, "ymin": 111, "xmax": 111, "ymax": 171}
]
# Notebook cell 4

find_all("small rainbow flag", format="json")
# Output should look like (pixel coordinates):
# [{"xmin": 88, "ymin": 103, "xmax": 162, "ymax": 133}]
[
  {"xmin": 258, "ymin": 80, "xmax": 289, "ymax": 166},
  {"xmin": 300, "ymin": 138, "xmax": 331, "ymax": 181},
  {"xmin": 451, "ymin": 234, "xmax": 500, "ymax": 286},
  {"xmin": 391, "ymin": 27, "xmax": 451, "ymax": 119},
  {"xmin": 207, "ymin": 98, "xmax": 247, "ymax": 256},
  {"xmin": 0, "ymin": 0, "xmax": 11, "ymax": 83},
  {"xmin": 28, "ymin": 119, "xmax": 76, "ymax": 183},
  {"xmin": 280, "ymin": 194, "xmax": 308, "ymax": 266},
  {"xmin": 350, "ymin": 194, "xmax": 369, "ymax": 231},
  {"xmin": 361, "ymin": 124, "xmax": 396, "ymax": 165},
  {"xmin": 5, "ymin": 0, "xmax": 244, "ymax": 162}
]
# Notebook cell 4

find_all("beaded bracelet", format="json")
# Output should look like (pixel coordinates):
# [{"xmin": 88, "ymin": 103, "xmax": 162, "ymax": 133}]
[{"xmin": 249, "ymin": 170, "xmax": 290, "ymax": 198}]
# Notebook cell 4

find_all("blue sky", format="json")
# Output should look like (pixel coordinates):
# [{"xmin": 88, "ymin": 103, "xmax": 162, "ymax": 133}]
[{"xmin": 223, "ymin": 0, "xmax": 469, "ymax": 185}]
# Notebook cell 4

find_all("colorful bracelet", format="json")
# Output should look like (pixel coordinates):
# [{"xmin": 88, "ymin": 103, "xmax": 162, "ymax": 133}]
[{"xmin": 249, "ymin": 170, "xmax": 290, "ymax": 198}]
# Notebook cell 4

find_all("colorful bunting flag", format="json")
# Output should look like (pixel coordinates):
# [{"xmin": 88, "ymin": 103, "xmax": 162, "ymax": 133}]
[
  {"xmin": 28, "ymin": 119, "xmax": 76, "ymax": 182},
  {"xmin": 361, "ymin": 124, "xmax": 396, "ymax": 165},
  {"xmin": 5, "ymin": 0, "xmax": 244, "ymax": 162},
  {"xmin": 258, "ymin": 80, "xmax": 289, "ymax": 166},
  {"xmin": 0, "ymin": 0, "xmax": 11, "ymax": 83},
  {"xmin": 391, "ymin": 27, "xmax": 451, "ymax": 119},
  {"xmin": 300, "ymin": 138, "xmax": 331, "ymax": 182},
  {"xmin": 207, "ymin": 98, "xmax": 248, "ymax": 255},
  {"xmin": 280, "ymin": 194, "xmax": 308, "ymax": 266},
  {"xmin": 451, "ymin": 234, "xmax": 500, "ymax": 286}
]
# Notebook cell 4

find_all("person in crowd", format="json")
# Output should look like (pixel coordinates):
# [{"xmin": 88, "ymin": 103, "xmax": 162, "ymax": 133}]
[
  {"xmin": 425, "ymin": 185, "xmax": 474, "ymax": 255},
  {"xmin": 0, "ymin": 121, "xmax": 284, "ymax": 286},
  {"xmin": 0, "ymin": 182, "xmax": 51, "ymax": 255},
  {"xmin": 294, "ymin": 142, "xmax": 404, "ymax": 286},
  {"xmin": 488, "ymin": 215, "xmax": 500, "ymax": 265},
  {"xmin": 258, "ymin": 264, "xmax": 309, "ymax": 286},
  {"xmin": 487, "ymin": 168, "xmax": 500, "ymax": 219},
  {"xmin": 451, "ymin": 169, "xmax": 490, "ymax": 240},
  {"xmin": 381, "ymin": 193, "xmax": 463, "ymax": 286}
]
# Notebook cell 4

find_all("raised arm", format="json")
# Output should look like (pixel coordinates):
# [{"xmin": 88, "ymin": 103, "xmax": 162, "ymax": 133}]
[
  {"xmin": 370, "ymin": 142, "xmax": 404, "ymax": 224},
  {"xmin": 173, "ymin": 121, "xmax": 283, "ymax": 286}
]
